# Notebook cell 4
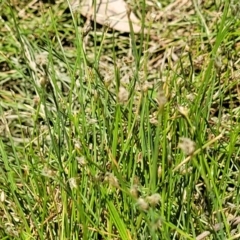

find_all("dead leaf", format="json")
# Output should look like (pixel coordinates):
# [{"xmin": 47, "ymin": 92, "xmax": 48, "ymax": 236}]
[{"xmin": 71, "ymin": 0, "xmax": 142, "ymax": 33}]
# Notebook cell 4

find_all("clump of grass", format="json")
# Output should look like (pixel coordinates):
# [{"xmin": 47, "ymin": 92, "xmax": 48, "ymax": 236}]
[{"xmin": 0, "ymin": 0, "xmax": 240, "ymax": 239}]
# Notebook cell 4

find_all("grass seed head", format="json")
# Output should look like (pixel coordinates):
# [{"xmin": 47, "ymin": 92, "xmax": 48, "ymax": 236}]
[
  {"xmin": 104, "ymin": 173, "xmax": 119, "ymax": 188},
  {"xmin": 39, "ymin": 76, "xmax": 48, "ymax": 88},
  {"xmin": 158, "ymin": 166, "xmax": 162, "ymax": 178},
  {"xmin": 118, "ymin": 86, "xmax": 129, "ymax": 104},
  {"xmin": 76, "ymin": 156, "xmax": 86, "ymax": 166},
  {"xmin": 104, "ymin": 75, "xmax": 112, "ymax": 88},
  {"xmin": 33, "ymin": 96, "xmax": 40, "ymax": 106},
  {"xmin": 146, "ymin": 193, "xmax": 161, "ymax": 207},
  {"xmin": 74, "ymin": 140, "xmax": 82, "ymax": 150},
  {"xmin": 130, "ymin": 184, "xmax": 139, "ymax": 199},
  {"xmin": 178, "ymin": 137, "xmax": 196, "ymax": 155},
  {"xmin": 151, "ymin": 218, "xmax": 163, "ymax": 231},
  {"xmin": 41, "ymin": 167, "xmax": 56, "ymax": 177},
  {"xmin": 136, "ymin": 197, "xmax": 149, "ymax": 211},
  {"xmin": 69, "ymin": 178, "xmax": 78, "ymax": 189}
]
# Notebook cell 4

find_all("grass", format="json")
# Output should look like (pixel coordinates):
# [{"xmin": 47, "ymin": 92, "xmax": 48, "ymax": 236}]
[{"xmin": 0, "ymin": 0, "xmax": 240, "ymax": 239}]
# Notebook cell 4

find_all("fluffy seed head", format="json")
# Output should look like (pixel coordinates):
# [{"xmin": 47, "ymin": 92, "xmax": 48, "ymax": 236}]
[
  {"xmin": 146, "ymin": 193, "xmax": 161, "ymax": 207},
  {"xmin": 178, "ymin": 137, "xmax": 196, "ymax": 155},
  {"xmin": 76, "ymin": 156, "xmax": 86, "ymax": 166},
  {"xmin": 104, "ymin": 76, "xmax": 112, "ymax": 88},
  {"xmin": 152, "ymin": 218, "xmax": 163, "ymax": 230},
  {"xmin": 104, "ymin": 173, "xmax": 119, "ymax": 188},
  {"xmin": 130, "ymin": 184, "xmax": 139, "ymax": 199},
  {"xmin": 118, "ymin": 86, "xmax": 129, "ymax": 104},
  {"xmin": 69, "ymin": 178, "xmax": 78, "ymax": 189},
  {"xmin": 136, "ymin": 198, "xmax": 149, "ymax": 211},
  {"xmin": 41, "ymin": 167, "xmax": 56, "ymax": 178}
]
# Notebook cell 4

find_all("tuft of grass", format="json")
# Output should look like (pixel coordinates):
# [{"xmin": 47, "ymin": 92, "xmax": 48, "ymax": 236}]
[{"xmin": 0, "ymin": 0, "xmax": 240, "ymax": 239}]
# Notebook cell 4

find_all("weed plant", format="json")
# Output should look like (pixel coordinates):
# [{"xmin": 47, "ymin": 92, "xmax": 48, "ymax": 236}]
[{"xmin": 0, "ymin": 0, "xmax": 240, "ymax": 239}]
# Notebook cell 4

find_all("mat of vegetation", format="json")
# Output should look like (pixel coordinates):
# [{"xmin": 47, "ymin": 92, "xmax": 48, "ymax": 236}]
[{"xmin": 0, "ymin": 0, "xmax": 240, "ymax": 239}]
